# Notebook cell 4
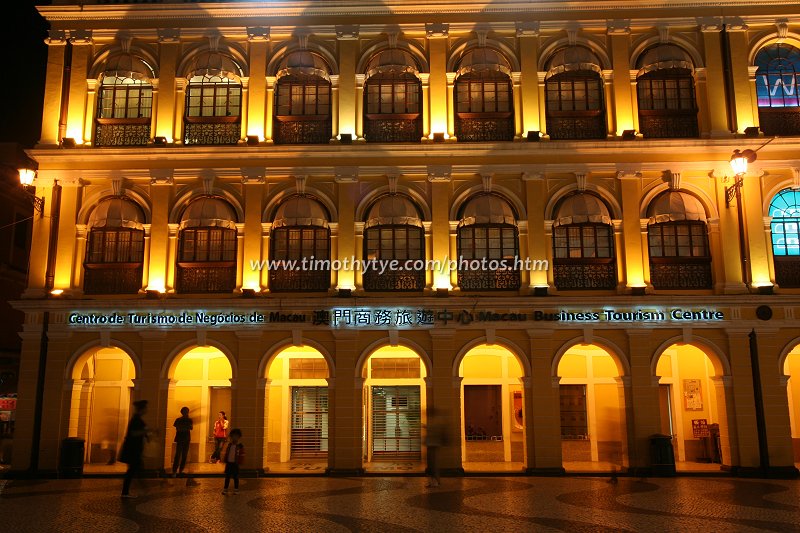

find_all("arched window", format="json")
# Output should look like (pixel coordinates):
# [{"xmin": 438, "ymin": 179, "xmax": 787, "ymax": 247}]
[
  {"xmin": 176, "ymin": 197, "xmax": 238, "ymax": 293},
  {"xmin": 454, "ymin": 48, "xmax": 514, "ymax": 142},
  {"xmin": 636, "ymin": 44, "xmax": 698, "ymax": 138},
  {"xmin": 755, "ymin": 43, "xmax": 800, "ymax": 136},
  {"xmin": 95, "ymin": 54, "xmax": 154, "ymax": 146},
  {"xmin": 83, "ymin": 197, "xmax": 145, "ymax": 294},
  {"xmin": 544, "ymin": 47, "xmax": 606, "ymax": 140},
  {"xmin": 273, "ymin": 51, "xmax": 333, "ymax": 144},
  {"xmin": 646, "ymin": 191, "xmax": 711, "ymax": 289},
  {"xmin": 270, "ymin": 195, "xmax": 331, "ymax": 292},
  {"xmin": 184, "ymin": 52, "xmax": 243, "ymax": 145},
  {"xmin": 457, "ymin": 194, "xmax": 520, "ymax": 290},
  {"xmin": 552, "ymin": 193, "xmax": 616, "ymax": 290},
  {"xmin": 363, "ymin": 195, "xmax": 425, "ymax": 291},
  {"xmin": 363, "ymin": 49, "xmax": 423, "ymax": 143},
  {"xmin": 770, "ymin": 189, "xmax": 800, "ymax": 287}
]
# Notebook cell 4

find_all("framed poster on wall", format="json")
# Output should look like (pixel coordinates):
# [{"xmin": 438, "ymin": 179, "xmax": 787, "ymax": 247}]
[{"xmin": 683, "ymin": 379, "xmax": 703, "ymax": 410}]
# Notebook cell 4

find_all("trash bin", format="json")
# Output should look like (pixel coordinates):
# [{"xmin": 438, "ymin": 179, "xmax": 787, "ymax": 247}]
[
  {"xmin": 59, "ymin": 437, "xmax": 85, "ymax": 478},
  {"xmin": 649, "ymin": 434, "xmax": 676, "ymax": 476}
]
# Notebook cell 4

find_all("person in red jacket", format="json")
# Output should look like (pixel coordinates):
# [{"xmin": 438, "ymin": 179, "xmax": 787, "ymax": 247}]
[
  {"xmin": 221, "ymin": 428, "xmax": 244, "ymax": 495},
  {"xmin": 209, "ymin": 411, "xmax": 228, "ymax": 463}
]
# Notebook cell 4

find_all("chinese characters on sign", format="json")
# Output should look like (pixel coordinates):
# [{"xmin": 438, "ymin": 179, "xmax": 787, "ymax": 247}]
[{"xmin": 326, "ymin": 308, "xmax": 436, "ymax": 327}]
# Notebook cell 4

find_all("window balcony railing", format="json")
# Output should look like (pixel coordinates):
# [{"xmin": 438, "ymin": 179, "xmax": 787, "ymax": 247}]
[
  {"xmin": 362, "ymin": 270, "xmax": 425, "ymax": 292},
  {"xmin": 273, "ymin": 115, "xmax": 332, "ymax": 144},
  {"xmin": 94, "ymin": 118, "xmax": 151, "ymax": 147},
  {"xmin": 546, "ymin": 113, "xmax": 606, "ymax": 140},
  {"xmin": 457, "ymin": 269, "xmax": 521, "ymax": 291},
  {"xmin": 269, "ymin": 270, "xmax": 330, "ymax": 292},
  {"xmin": 175, "ymin": 263, "xmax": 236, "ymax": 293},
  {"xmin": 758, "ymin": 108, "xmax": 800, "ymax": 136},
  {"xmin": 553, "ymin": 260, "xmax": 617, "ymax": 290},
  {"xmin": 638, "ymin": 110, "xmax": 699, "ymax": 139},
  {"xmin": 649, "ymin": 259, "xmax": 712, "ymax": 290},
  {"xmin": 364, "ymin": 114, "xmax": 422, "ymax": 143},
  {"xmin": 183, "ymin": 117, "xmax": 241, "ymax": 145},
  {"xmin": 775, "ymin": 257, "xmax": 800, "ymax": 288},
  {"xmin": 455, "ymin": 113, "xmax": 515, "ymax": 142},
  {"xmin": 83, "ymin": 263, "xmax": 143, "ymax": 294}
]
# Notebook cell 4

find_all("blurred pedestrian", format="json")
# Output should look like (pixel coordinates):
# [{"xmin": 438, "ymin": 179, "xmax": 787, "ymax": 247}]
[
  {"xmin": 172, "ymin": 406, "xmax": 193, "ymax": 476},
  {"xmin": 425, "ymin": 408, "xmax": 447, "ymax": 488},
  {"xmin": 120, "ymin": 400, "xmax": 149, "ymax": 498},
  {"xmin": 221, "ymin": 428, "xmax": 245, "ymax": 495},
  {"xmin": 210, "ymin": 411, "xmax": 228, "ymax": 463}
]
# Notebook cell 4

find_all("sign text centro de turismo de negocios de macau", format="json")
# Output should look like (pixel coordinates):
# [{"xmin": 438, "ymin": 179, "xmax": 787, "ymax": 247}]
[{"xmin": 67, "ymin": 307, "xmax": 726, "ymax": 328}]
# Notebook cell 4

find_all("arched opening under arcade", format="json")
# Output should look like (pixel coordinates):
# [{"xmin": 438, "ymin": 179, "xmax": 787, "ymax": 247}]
[
  {"xmin": 783, "ymin": 343, "xmax": 800, "ymax": 468},
  {"xmin": 165, "ymin": 346, "xmax": 232, "ymax": 474},
  {"xmin": 655, "ymin": 342, "xmax": 732, "ymax": 472},
  {"xmin": 557, "ymin": 344, "xmax": 628, "ymax": 473},
  {"xmin": 459, "ymin": 344, "xmax": 526, "ymax": 473},
  {"xmin": 264, "ymin": 345, "xmax": 330, "ymax": 473},
  {"xmin": 361, "ymin": 345, "xmax": 427, "ymax": 473},
  {"xmin": 67, "ymin": 347, "xmax": 136, "ymax": 472}
]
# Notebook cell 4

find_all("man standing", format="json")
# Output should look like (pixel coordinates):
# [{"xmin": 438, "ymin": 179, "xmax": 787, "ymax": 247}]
[
  {"xmin": 120, "ymin": 400, "xmax": 149, "ymax": 498},
  {"xmin": 172, "ymin": 406, "xmax": 193, "ymax": 477}
]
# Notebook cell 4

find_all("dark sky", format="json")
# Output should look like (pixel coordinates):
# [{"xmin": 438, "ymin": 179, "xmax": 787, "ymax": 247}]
[{"xmin": 1, "ymin": 1, "xmax": 50, "ymax": 147}]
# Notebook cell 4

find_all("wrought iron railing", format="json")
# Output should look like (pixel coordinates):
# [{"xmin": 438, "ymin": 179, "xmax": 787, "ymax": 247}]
[
  {"xmin": 758, "ymin": 108, "xmax": 800, "ymax": 136},
  {"xmin": 455, "ymin": 114, "xmax": 514, "ymax": 142},
  {"xmin": 176, "ymin": 263, "xmax": 236, "ymax": 293},
  {"xmin": 269, "ymin": 269, "xmax": 330, "ymax": 292},
  {"xmin": 638, "ymin": 111, "xmax": 699, "ymax": 138},
  {"xmin": 458, "ymin": 269, "xmax": 521, "ymax": 291},
  {"xmin": 775, "ymin": 257, "xmax": 800, "ymax": 288},
  {"xmin": 273, "ymin": 116, "xmax": 332, "ymax": 144},
  {"xmin": 363, "ymin": 270, "xmax": 425, "ymax": 292},
  {"xmin": 553, "ymin": 260, "xmax": 617, "ymax": 290},
  {"xmin": 95, "ymin": 119, "xmax": 150, "ymax": 147},
  {"xmin": 83, "ymin": 263, "xmax": 143, "ymax": 294},
  {"xmin": 546, "ymin": 113, "xmax": 606, "ymax": 140},
  {"xmin": 183, "ymin": 118, "xmax": 241, "ymax": 145},
  {"xmin": 649, "ymin": 260, "xmax": 712, "ymax": 290},
  {"xmin": 364, "ymin": 115, "xmax": 422, "ymax": 143}
]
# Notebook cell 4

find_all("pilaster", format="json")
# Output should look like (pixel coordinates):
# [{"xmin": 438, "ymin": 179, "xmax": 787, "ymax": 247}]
[
  {"xmin": 609, "ymin": 28, "xmax": 635, "ymax": 134},
  {"xmin": 66, "ymin": 38, "xmax": 92, "ymax": 144},
  {"xmin": 40, "ymin": 33, "xmax": 67, "ymax": 145},
  {"xmin": 247, "ymin": 40, "xmax": 269, "ymax": 141},
  {"xmin": 156, "ymin": 36, "xmax": 179, "ymax": 142},
  {"xmin": 700, "ymin": 24, "xmax": 732, "ymax": 137}
]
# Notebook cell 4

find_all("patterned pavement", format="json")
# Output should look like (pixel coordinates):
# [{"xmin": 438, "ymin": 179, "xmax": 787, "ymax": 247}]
[{"xmin": 1, "ymin": 475, "xmax": 799, "ymax": 532}]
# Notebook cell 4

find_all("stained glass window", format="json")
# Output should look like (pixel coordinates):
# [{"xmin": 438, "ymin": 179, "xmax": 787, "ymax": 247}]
[
  {"xmin": 755, "ymin": 44, "xmax": 800, "ymax": 108},
  {"xmin": 770, "ymin": 189, "xmax": 800, "ymax": 256}
]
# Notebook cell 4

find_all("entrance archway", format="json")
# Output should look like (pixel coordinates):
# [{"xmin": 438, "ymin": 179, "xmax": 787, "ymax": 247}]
[
  {"xmin": 361, "ymin": 345, "xmax": 427, "ymax": 472},
  {"xmin": 165, "ymin": 346, "xmax": 232, "ymax": 471},
  {"xmin": 783, "ymin": 343, "xmax": 800, "ymax": 467},
  {"xmin": 655, "ymin": 342, "xmax": 731, "ymax": 472},
  {"xmin": 264, "ymin": 345, "xmax": 330, "ymax": 473},
  {"xmin": 67, "ymin": 347, "xmax": 136, "ymax": 470},
  {"xmin": 556, "ymin": 343, "xmax": 628, "ymax": 472},
  {"xmin": 459, "ymin": 344, "xmax": 525, "ymax": 472}
]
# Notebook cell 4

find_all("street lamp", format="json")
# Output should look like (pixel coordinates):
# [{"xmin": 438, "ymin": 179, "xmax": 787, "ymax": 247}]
[
  {"xmin": 725, "ymin": 149, "xmax": 757, "ymax": 207},
  {"xmin": 16, "ymin": 167, "xmax": 45, "ymax": 216}
]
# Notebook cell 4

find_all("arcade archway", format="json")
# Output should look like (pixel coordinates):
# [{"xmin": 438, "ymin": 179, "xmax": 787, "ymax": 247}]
[
  {"xmin": 459, "ymin": 344, "xmax": 525, "ymax": 472},
  {"xmin": 557, "ymin": 344, "xmax": 628, "ymax": 472},
  {"xmin": 655, "ymin": 343, "xmax": 731, "ymax": 472},
  {"xmin": 361, "ymin": 345, "xmax": 427, "ymax": 472},
  {"xmin": 783, "ymin": 343, "xmax": 800, "ymax": 467},
  {"xmin": 264, "ymin": 345, "xmax": 330, "ymax": 473},
  {"xmin": 67, "ymin": 347, "xmax": 136, "ymax": 469},
  {"xmin": 165, "ymin": 346, "xmax": 232, "ymax": 471}
]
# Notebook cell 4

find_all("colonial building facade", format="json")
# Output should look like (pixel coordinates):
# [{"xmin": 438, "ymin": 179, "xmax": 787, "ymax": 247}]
[{"xmin": 12, "ymin": 0, "xmax": 800, "ymax": 477}]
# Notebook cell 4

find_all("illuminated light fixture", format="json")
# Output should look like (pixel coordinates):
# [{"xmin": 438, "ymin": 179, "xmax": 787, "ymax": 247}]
[
  {"xmin": 631, "ymin": 286, "xmax": 646, "ymax": 296},
  {"xmin": 60, "ymin": 138, "xmax": 76, "ymax": 148},
  {"xmin": 17, "ymin": 168, "xmax": 45, "ymax": 215},
  {"xmin": 241, "ymin": 288, "xmax": 257, "ymax": 298},
  {"xmin": 339, "ymin": 133, "xmax": 353, "ymax": 144},
  {"xmin": 435, "ymin": 288, "xmax": 449, "ymax": 297},
  {"xmin": 50, "ymin": 289, "xmax": 64, "ymax": 296},
  {"xmin": 432, "ymin": 132, "xmax": 446, "ymax": 143},
  {"xmin": 621, "ymin": 130, "xmax": 637, "ymax": 141},
  {"xmin": 533, "ymin": 286, "xmax": 549, "ymax": 297},
  {"xmin": 729, "ymin": 148, "xmax": 756, "ymax": 177},
  {"xmin": 246, "ymin": 135, "xmax": 259, "ymax": 146},
  {"xmin": 145, "ymin": 289, "xmax": 162, "ymax": 300},
  {"xmin": 744, "ymin": 126, "xmax": 761, "ymax": 138},
  {"xmin": 526, "ymin": 131, "xmax": 540, "ymax": 142},
  {"xmin": 153, "ymin": 136, "xmax": 167, "ymax": 146}
]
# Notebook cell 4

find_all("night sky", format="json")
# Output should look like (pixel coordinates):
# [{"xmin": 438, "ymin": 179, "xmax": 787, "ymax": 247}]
[{"xmin": 2, "ymin": 1, "xmax": 50, "ymax": 147}]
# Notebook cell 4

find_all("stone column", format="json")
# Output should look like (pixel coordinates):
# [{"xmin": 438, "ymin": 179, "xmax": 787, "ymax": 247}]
[
  {"xmin": 24, "ymin": 180, "xmax": 59, "ymax": 297},
  {"xmin": 11, "ymin": 329, "xmax": 45, "ymax": 471},
  {"xmin": 427, "ymin": 29, "xmax": 448, "ymax": 138},
  {"xmin": 66, "ymin": 34, "xmax": 92, "ymax": 144},
  {"xmin": 726, "ymin": 26, "xmax": 756, "ymax": 132},
  {"xmin": 511, "ymin": 72, "xmax": 523, "ymax": 139},
  {"xmin": 336, "ymin": 178, "xmax": 357, "ymax": 291},
  {"xmin": 53, "ymin": 183, "xmax": 80, "ymax": 292},
  {"xmin": 700, "ymin": 23, "xmax": 732, "ymax": 137},
  {"xmin": 743, "ymin": 175, "xmax": 773, "ymax": 288},
  {"xmin": 329, "ymin": 75, "xmax": 339, "ymax": 140},
  {"xmin": 726, "ymin": 329, "xmax": 758, "ymax": 470},
  {"xmin": 246, "ymin": 37, "xmax": 269, "ymax": 140},
  {"xmin": 615, "ymin": 376, "xmax": 632, "ymax": 468},
  {"xmin": 525, "ymin": 329, "xmax": 562, "ymax": 473},
  {"xmin": 524, "ymin": 174, "xmax": 548, "ymax": 290},
  {"xmin": 716, "ymin": 174, "xmax": 746, "ymax": 293},
  {"xmin": 156, "ymin": 30, "xmax": 179, "ymax": 142},
  {"xmin": 618, "ymin": 174, "xmax": 646, "ymax": 290},
  {"xmin": 517, "ymin": 26, "xmax": 540, "ymax": 135},
  {"xmin": 429, "ymin": 176, "xmax": 452, "ymax": 290},
  {"xmin": 537, "ymin": 72, "xmax": 549, "ymax": 139},
  {"xmin": 38, "ymin": 330, "xmax": 73, "ymax": 472},
  {"xmin": 264, "ymin": 76, "xmax": 276, "ymax": 143},
  {"xmin": 138, "ymin": 331, "xmax": 168, "ymax": 473},
  {"xmin": 146, "ymin": 179, "xmax": 173, "ymax": 293},
  {"xmin": 73, "ymin": 225, "xmax": 87, "ymax": 291},
  {"xmin": 41, "ymin": 31, "xmax": 67, "ymax": 145},
  {"xmin": 710, "ymin": 375, "xmax": 736, "ymax": 467},
  {"xmin": 234, "ymin": 331, "xmax": 264, "ymax": 474},
  {"xmin": 608, "ymin": 26, "xmax": 635, "ymax": 134},
  {"xmin": 328, "ymin": 331, "xmax": 363, "ymax": 474},
  {"xmin": 421, "ymin": 73, "xmax": 432, "ymax": 139},
  {"xmin": 83, "ymin": 79, "xmax": 97, "ymax": 145},
  {"xmin": 239, "ymin": 77, "xmax": 250, "ymax": 142},
  {"xmin": 626, "ymin": 329, "xmax": 662, "ymax": 473},
  {"xmin": 242, "ymin": 175, "xmax": 265, "ymax": 290},
  {"xmin": 336, "ymin": 35, "xmax": 358, "ymax": 140},
  {"xmin": 355, "ymin": 74, "xmax": 365, "ymax": 141},
  {"xmin": 173, "ymin": 78, "xmax": 186, "ymax": 144},
  {"xmin": 166, "ymin": 223, "xmax": 179, "ymax": 291},
  {"xmin": 445, "ymin": 73, "xmax": 455, "ymax": 138},
  {"xmin": 429, "ymin": 329, "xmax": 461, "ymax": 473}
]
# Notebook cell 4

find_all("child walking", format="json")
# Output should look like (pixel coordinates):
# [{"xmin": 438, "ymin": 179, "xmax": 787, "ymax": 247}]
[{"xmin": 222, "ymin": 428, "xmax": 244, "ymax": 495}]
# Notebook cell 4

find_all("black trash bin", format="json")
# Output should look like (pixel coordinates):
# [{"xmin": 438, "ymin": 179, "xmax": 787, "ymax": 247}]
[
  {"xmin": 649, "ymin": 434, "xmax": 676, "ymax": 476},
  {"xmin": 59, "ymin": 437, "xmax": 85, "ymax": 478}
]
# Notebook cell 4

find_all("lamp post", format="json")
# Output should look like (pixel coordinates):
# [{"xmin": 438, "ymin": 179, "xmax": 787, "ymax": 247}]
[
  {"xmin": 16, "ymin": 168, "xmax": 62, "ymax": 474},
  {"xmin": 724, "ymin": 149, "xmax": 770, "ymax": 475}
]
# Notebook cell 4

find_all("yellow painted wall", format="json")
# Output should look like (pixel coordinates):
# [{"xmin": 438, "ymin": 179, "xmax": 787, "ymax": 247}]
[{"xmin": 784, "ymin": 349, "xmax": 800, "ymax": 461}]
